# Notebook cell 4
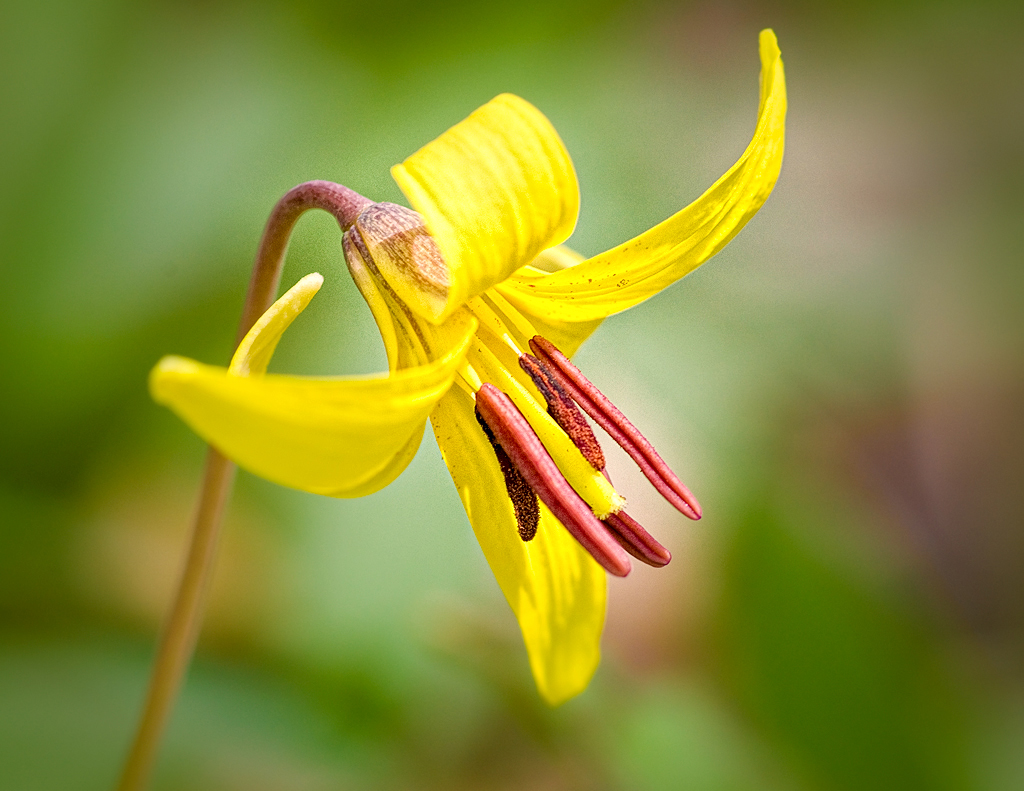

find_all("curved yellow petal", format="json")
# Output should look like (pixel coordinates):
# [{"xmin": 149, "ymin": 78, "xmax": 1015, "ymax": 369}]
[
  {"xmin": 489, "ymin": 247, "xmax": 603, "ymax": 358},
  {"xmin": 430, "ymin": 387, "xmax": 607, "ymax": 705},
  {"xmin": 392, "ymin": 94, "xmax": 580, "ymax": 324},
  {"xmin": 230, "ymin": 272, "xmax": 324, "ymax": 376},
  {"xmin": 499, "ymin": 30, "xmax": 787, "ymax": 323},
  {"xmin": 150, "ymin": 320, "xmax": 476, "ymax": 498}
]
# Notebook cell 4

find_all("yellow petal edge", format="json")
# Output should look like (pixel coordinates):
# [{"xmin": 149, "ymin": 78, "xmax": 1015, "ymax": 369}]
[
  {"xmin": 497, "ymin": 29, "xmax": 787, "ymax": 323},
  {"xmin": 392, "ymin": 94, "xmax": 580, "ymax": 324},
  {"xmin": 230, "ymin": 272, "xmax": 324, "ymax": 376},
  {"xmin": 150, "ymin": 275, "xmax": 477, "ymax": 498}
]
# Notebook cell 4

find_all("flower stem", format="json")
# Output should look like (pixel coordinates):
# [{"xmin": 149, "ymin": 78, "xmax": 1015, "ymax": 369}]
[
  {"xmin": 116, "ymin": 448, "xmax": 235, "ymax": 791},
  {"xmin": 116, "ymin": 181, "xmax": 370, "ymax": 791}
]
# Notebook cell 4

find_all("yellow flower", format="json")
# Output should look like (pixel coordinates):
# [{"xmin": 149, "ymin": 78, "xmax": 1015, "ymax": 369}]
[{"xmin": 150, "ymin": 31, "xmax": 785, "ymax": 705}]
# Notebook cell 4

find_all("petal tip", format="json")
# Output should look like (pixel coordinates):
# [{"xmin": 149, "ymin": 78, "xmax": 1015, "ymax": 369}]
[
  {"xmin": 289, "ymin": 271, "xmax": 325, "ymax": 304},
  {"xmin": 759, "ymin": 29, "xmax": 781, "ymax": 59},
  {"xmin": 148, "ymin": 355, "xmax": 198, "ymax": 403}
]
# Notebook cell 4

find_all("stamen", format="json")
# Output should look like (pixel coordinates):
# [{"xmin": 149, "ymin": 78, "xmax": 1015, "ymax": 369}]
[
  {"xmin": 466, "ymin": 296, "xmax": 525, "ymax": 358},
  {"xmin": 474, "ymin": 384, "xmax": 632, "ymax": 577},
  {"xmin": 467, "ymin": 338, "xmax": 624, "ymax": 518},
  {"xmin": 518, "ymin": 354, "xmax": 606, "ymax": 471},
  {"xmin": 530, "ymin": 336, "xmax": 703, "ymax": 521},
  {"xmin": 603, "ymin": 511, "xmax": 672, "ymax": 568},
  {"xmin": 475, "ymin": 411, "xmax": 539, "ymax": 541}
]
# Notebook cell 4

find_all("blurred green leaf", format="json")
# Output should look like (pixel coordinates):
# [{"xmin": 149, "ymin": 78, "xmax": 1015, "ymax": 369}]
[{"xmin": 715, "ymin": 498, "xmax": 975, "ymax": 791}]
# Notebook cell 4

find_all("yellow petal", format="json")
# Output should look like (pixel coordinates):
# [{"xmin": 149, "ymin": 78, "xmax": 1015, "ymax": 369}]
[
  {"xmin": 392, "ymin": 94, "xmax": 580, "ymax": 324},
  {"xmin": 150, "ymin": 319, "xmax": 476, "ymax": 498},
  {"xmin": 498, "ymin": 29, "xmax": 787, "ymax": 323},
  {"xmin": 230, "ymin": 272, "xmax": 324, "ymax": 376},
  {"xmin": 489, "ymin": 247, "xmax": 603, "ymax": 358},
  {"xmin": 430, "ymin": 387, "xmax": 607, "ymax": 705}
]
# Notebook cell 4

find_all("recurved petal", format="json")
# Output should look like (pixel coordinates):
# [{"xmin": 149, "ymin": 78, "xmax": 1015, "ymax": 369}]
[
  {"xmin": 230, "ymin": 272, "xmax": 324, "ymax": 376},
  {"xmin": 489, "ymin": 247, "xmax": 603, "ymax": 358},
  {"xmin": 430, "ymin": 387, "xmax": 606, "ymax": 705},
  {"xmin": 392, "ymin": 94, "xmax": 580, "ymax": 324},
  {"xmin": 150, "ymin": 320, "xmax": 475, "ymax": 498},
  {"xmin": 498, "ymin": 30, "xmax": 787, "ymax": 323}
]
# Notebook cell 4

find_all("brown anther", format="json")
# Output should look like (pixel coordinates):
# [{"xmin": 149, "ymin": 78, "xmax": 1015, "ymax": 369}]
[
  {"xmin": 474, "ymin": 384, "xmax": 632, "ymax": 577},
  {"xmin": 519, "ymin": 353, "xmax": 605, "ymax": 471},
  {"xmin": 475, "ymin": 410, "xmax": 539, "ymax": 541},
  {"xmin": 530, "ymin": 336, "xmax": 702, "ymax": 521},
  {"xmin": 603, "ymin": 511, "xmax": 672, "ymax": 568}
]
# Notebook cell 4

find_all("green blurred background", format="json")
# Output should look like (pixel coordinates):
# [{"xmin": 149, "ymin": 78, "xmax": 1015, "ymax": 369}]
[{"xmin": 2, "ymin": 0, "xmax": 1022, "ymax": 789}]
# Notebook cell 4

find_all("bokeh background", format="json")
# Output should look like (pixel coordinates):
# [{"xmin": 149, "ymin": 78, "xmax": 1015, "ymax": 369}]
[{"xmin": 2, "ymin": 0, "xmax": 1022, "ymax": 789}]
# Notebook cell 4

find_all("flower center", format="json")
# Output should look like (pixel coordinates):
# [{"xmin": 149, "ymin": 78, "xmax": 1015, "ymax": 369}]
[
  {"xmin": 474, "ymin": 331, "xmax": 699, "ymax": 577},
  {"xmin": 343, "ymin": 201, "xmax": 701, "ymax": 578}
]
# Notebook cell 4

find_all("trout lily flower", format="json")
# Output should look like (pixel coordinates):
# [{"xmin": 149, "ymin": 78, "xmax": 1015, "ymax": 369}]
[{"xmin": 150, "ymin": 31, "xmax": 785, "ymax": 704}]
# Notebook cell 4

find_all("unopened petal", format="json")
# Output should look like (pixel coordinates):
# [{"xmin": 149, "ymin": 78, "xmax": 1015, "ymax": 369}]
[
  {"xmin": 499, "ymin": 30, "xmax": 786, "ymax": 323},
  {"xmin": 431, "ymin": 387, "xmax": 606, "ymax": 705},
  {"xmin": 150, "ymin": 321, "xmax": 475, "ymax": 498},
  {"xmin": 392, "ymin": 94, "xmax": 580, "ymax": 323}
]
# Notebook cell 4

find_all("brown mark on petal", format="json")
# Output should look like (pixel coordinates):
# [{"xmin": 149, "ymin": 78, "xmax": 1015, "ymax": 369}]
[
  {"xmin": 345, "ymin": 224, "xmax": 432, "ymax": 359},
  {"xmin": 475, "ymin": 409, "xmax": 539, "ymax": 541},
  {"xmin": 354, "ymin": 203, "xmax": 449, "ymax": 302},
  {"xmin": 519, "ymin": 353, "xmax": 606, "ymax": 471},
  {"xmin": 530, "ymin": 336, "xmax": 702, "ymax": 521}
]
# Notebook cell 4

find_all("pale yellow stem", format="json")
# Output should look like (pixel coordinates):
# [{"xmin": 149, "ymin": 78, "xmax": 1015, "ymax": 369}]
[
  {"xmin": 115, "ymin": 448, "xmax": 235, "ymax": 791},
  {"xmin": 116, "ymin": 181, "xmax": 371, "ymax": 791}
]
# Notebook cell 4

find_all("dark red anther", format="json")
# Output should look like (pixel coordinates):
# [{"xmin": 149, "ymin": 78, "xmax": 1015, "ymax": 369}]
[
  {"xmin": 603, "ymin": 511, "xmax": 672, "ymax": 568},
  {"xmin": 475, "ymin": 412, "xmax": 539, "ymax": 541},
  {"xmin": 530, "ymin": 336, "xmax": 702, "ymax": 521},
  {"xmin": 519, "ymin": 353, "xmax": 605, "ymax": 471},
  {"xmin": 474, "ymin": 384, "xmax": 632, "ymax": 577}
]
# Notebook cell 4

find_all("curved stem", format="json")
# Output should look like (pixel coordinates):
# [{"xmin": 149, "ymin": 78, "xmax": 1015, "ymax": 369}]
[
  {"xmin": 116, "ymin": 181, "xmax": 371, "ymax": 791},
  {"xmin": 236, "ymin": 181, "xmax": 372, "ymax": 344}
]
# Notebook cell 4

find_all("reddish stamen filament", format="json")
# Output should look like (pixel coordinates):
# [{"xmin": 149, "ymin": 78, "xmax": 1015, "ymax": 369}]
[
  {"xmin": 530, "ymin": 336, "xmax": 702, "ymax": 521},
  {"xmin": 474, "ymin": 384, "xmax": 632, "ymax": 577},
  {"xmin": 521, "ymin": 351, "xmax": 674, "ymax": 567}
]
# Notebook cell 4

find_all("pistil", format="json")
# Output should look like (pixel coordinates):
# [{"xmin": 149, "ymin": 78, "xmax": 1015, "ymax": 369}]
[
  {"xmin": 521, "ymin": 347, "xmax": 674, "ymax": 568},
  {"xmin": 474, "ymin": 384, "xmax": 632, "ymax": 577}
]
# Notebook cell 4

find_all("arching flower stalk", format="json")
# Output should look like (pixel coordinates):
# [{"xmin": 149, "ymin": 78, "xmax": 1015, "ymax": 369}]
[{"xmin": 125, "ymin": 30, "xmax": 784, "ymax": 787}]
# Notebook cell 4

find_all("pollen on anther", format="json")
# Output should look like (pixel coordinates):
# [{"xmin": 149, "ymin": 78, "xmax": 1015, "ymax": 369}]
[
  {"xmin": 475, "ymin": 408, "xmax": 539, "ymax": 541},
  {"xmin": 519, "ymin": 354, "xmax": 605, "ymax": 471}
]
